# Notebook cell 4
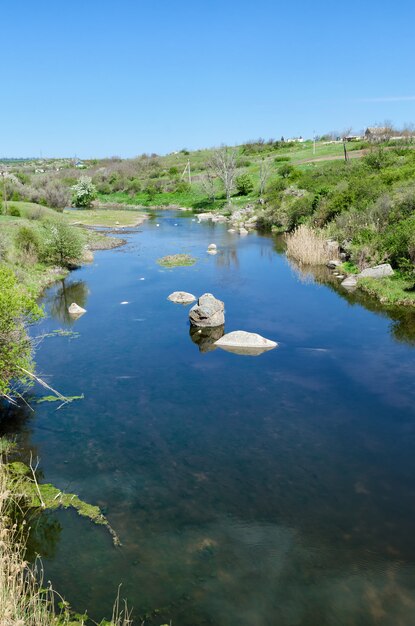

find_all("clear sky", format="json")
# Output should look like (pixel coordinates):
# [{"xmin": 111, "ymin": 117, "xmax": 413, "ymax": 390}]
[{"xmin": 2, "ymin": 0, "xmax": 415, "ymax": 158}]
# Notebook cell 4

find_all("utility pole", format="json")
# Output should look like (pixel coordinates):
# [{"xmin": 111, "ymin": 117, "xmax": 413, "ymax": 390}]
[{"xmin": 181, "ymin": 159, "xmax": 191, "ymax": 184}]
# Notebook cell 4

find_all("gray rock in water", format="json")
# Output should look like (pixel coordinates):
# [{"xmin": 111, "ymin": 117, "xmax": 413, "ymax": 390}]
[
  {"xmin": 327, "ymin": 259, "xmax": 341, "ymax": 269},
  {"xmin": 168, "ymin": 291, "xmax": 196, "ymax": 305},
  {"xmin": 215, "ymin": 330, "xmax": 277, "ymax": 355},
  {"xmin": 341, "ymin": 276, "xmax": 358, "ymax": 288},
  {"xmin": 68, "ymin": 302, "xmax": 86, "ymax": 318},
  {"xmin": 189, "ymin": 293, "xmax": 225, "ymax": 327},
  {"xmin": 358, "ymin": 263, "xmax": 394, "ymax": 279},
  {"xmin": 239, "ymin": 227, "xmax": 249, "ymax": 236}
]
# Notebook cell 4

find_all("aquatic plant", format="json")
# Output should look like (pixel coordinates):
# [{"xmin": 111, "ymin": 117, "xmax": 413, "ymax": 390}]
[{"xmin": 157, "ymin": 253, "xmax": 196, "ymax": 267}]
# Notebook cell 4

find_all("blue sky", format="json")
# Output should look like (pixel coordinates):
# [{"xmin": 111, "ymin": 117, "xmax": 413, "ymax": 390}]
[{"xmin": 2, "ymin": 0, "xmax": 415, "ymax": 157}]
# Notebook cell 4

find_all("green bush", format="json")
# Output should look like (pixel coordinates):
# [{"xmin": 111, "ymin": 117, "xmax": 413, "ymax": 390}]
[
  {"xmin": 235, "ymin": 174, "xmax": 254, "ymax": 196},
  {"xmin": 0, "ymin": 266, "xmax": 43, "ymax": 397},
  {"xmin": 274, "ymin": 156, "xmax": 290, "ymax": 163},
  {"xmin": 15, "ymin": 226, "xmax": 40, "ymax": 259},
  {"xmin": 40, "ymin": 220, "xmax": 84, "ymax": 267},
  {"xmin": 168, "ymin": 166, "xmax": 179, "ymax": 176},
  {"xmin": 8, "ymin": 204, "xmax": 20, "ymax": 217},
  {"xmin": 278, "ymin": 163, "xmax": 295, "ymax": 179}
]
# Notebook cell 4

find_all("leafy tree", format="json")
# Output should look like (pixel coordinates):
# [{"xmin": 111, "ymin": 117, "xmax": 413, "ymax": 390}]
[
  {"xmin": 0, "ymin": 266, "xmax": 43, "ymax": 397},
  {"xmin": 71, "ymin": 176, "xmax": 97, "ymax": 208},
  {"xmin": 235, "ymin": 174, "xmax": 254, "ymax": 196},
  {"xmin": 40, "ymin": 220, "xmax": 84, "ymax": 267}
]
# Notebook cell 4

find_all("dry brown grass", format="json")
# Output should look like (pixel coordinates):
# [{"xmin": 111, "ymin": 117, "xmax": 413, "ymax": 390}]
[{"xmin": 285, "ymin": 224, "xmax": 339, "ymax": 265}]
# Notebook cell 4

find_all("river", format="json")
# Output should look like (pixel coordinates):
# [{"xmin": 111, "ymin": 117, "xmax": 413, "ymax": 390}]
[{"xmin": 2, "ymin": 210, "xmax": 415, "ymax": 625}]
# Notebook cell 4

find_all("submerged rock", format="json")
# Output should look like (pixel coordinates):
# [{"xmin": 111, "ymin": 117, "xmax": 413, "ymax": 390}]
[
  {"xmin": 358, "ymin": 264, "xmax": 394, "ymax": 279},
  {"xmin": 68, "ymin": 302, "xmax": 87, "ymax": 318},
  {"xmin": 189, "ymin": 293, "xmax": 225, "ymax": 327},
  {"xmin": 168, "ymin": 291, "xmax": 196, "ymax": 304},
  {"xmin": 215, "ymin": 331, "xmax": 277, "ymax": 355}
]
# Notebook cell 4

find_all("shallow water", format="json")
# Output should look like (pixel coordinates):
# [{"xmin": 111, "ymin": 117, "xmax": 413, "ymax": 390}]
[{"xmin": 3, "ymin": 211, "xmax": 415, "ymax": 625}]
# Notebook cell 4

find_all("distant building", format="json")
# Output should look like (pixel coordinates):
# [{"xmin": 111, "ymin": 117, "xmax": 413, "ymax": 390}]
[
  {"xmin": 344, "ymin": 134, "xmax": 361, "ymax": 142},
  {"xmin": 287, "ymin": 136, "xmax": 305, "ymax": 143}
]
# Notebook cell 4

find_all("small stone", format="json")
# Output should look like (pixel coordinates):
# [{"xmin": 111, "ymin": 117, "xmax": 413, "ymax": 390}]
[
  {"xmin": 341, "ymin": 276, "xmax": 358, "ymax": 288},
  {"xmin": 68, "ymin": 303, "xmax": 86, "ymax": 318},
  {"xmin": 207, "ymin": 243, "xmax": 217, "ymax": 250},
  {"xmin": 168, "ymin": 291, "xmax": 196, "ymax": 304}
]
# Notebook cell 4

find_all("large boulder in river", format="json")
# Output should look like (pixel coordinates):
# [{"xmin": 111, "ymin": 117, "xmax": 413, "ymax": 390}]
[
  {"xmin": 68, "ymin": 302, "xmax": 86, "ymax": 318},
  {"xmin": 189, "ymin": 293, "xmax": 225, "ymax": 327},
  {"xmin": 215, "ymin": 331, "xmax": 277, "ymax": 355},
  {"xmin": 358, "ymin": 264, "xmax": 394, "ymax": 279},
  {"xmin": 168, "ymin": 291, "xmax": 196, "ymax": 305}
]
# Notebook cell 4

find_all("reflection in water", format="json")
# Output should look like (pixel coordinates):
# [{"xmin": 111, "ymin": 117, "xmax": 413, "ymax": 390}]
[
  {"xmin": 287, "ymin": 257, "xmax": 415, "ymax": 345},
  {"xmin": 215, "ymin": 247, "xmax": 239, "ymax": 269},
  {"xmin": 189, "ymin": 325, "xmax": 225, "ymax": 353},
  {"xmin": 46, "ymin": 279, "xmax": 89, "ymax": 325}
]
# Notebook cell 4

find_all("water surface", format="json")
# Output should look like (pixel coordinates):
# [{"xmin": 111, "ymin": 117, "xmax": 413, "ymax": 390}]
[{"xmin": 2, "ymin": 211, "xmax": 415, "ymax": 625}]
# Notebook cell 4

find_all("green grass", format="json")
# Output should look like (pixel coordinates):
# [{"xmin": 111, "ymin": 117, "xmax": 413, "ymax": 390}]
[
  {"xmin": 64, "ymin": 207, "xmax": 147, "ymax": 227},
  {"xmin": 358, "ymin": 274, "xmax": 415, "ymax": 306},
  {"xmin": 157, "ymin": 253, "xmax": 196, "ymax": 267}
]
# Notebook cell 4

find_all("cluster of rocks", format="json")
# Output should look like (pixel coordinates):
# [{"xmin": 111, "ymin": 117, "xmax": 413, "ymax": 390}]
[
  {"xmin": 326, "ymin": 257, "xmax": 395, "ymax": 290},
  {"xmin": 168, "ymin": 291, "xmax": 277, "ymax": 355},
  {"xmin": 195, "ymin": 207, "xmax": 257, "ymax": 236}
]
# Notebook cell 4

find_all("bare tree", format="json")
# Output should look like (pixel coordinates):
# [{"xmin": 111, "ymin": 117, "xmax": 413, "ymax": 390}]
[
  {"xmin": 207, "ymin": 147, "xmax": 237, "ymax": 204},
  {"xmin": 259, "ymin": 158, "xmax": 271, "ymax": 197},
  {"xmin": 201, "ymin": 170, "xmax": 217, "ymax": 202}
]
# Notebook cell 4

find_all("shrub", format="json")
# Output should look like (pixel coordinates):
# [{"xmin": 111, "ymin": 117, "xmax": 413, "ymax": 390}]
[
  {"xmin": 43, "ymin": 180, "xmax": 71, "ymax": 209},
  {"xmin": 0, "ymin": 266, "xmax": 43, "ymax": 397},
  {"xmin": 278, "ymin": 163, "xmax": 295, "ymax": 179},
  {"xmin": 175, "ymin": 180, "xmax": 191, "ymax": 194},
  {"xmin": 8, "ymin": 204, "xmax": 20, "ymax": 217},
  {"xmin": 274, "ymin": 156, "xmax": 290, "ymax": 163},
  {"xmin": 15, "ymin": 226, "xmax": 40, "ymax": 261},
  {"xmin": 40, "ymin": 220, "xmax": 84, "ymax": 267},
  {"xmin": 168, "ymin": 166, "xmax": 179, "ymax": 176},
  {"xmin": 235, "ymin": 174, "xmax": 254, "ymax": 196},
  {"xmin": 285, "ymin": 225, "xmax": 337, "ymax": 265},
  {"xmin": 71, "ymin": 176, "xmax": 97, "ymax": 208}
]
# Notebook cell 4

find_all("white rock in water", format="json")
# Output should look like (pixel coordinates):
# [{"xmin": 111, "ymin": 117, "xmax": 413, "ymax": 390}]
[
  {"xmin": 215, "ymin": 331, "xmax": 277, "ymax": 355},
  {"xmin": 207, "ymin": 249, "xmax": 217, "ymax": 255},
  {"xmin": 341, "ymin": 276, "xmax": 358, "ymax": 288},
  {"xmin": 358, "ymin": 263, "xmax": 394, "ymax": 279},
  {"xmin": 120, "ymin": 301, "xmax": 129, "ymax": 305},
  {"xmin": 228, "ymin": 228, "xmax": 236, "ymax": 233},
  {"xmin": 239, "ymin": 228, "xmax": 248, "ymax": 236},
  {"xmin": 207, "ymin": 243, "xmax": 217, "ymax": 250},
  {"xmin": 168, "ymin": 291, "xmax": 196, "ymax": 304},
  {"xmin": 68, "ymin": 302, "xmax": 86, "ymax": 318}
]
